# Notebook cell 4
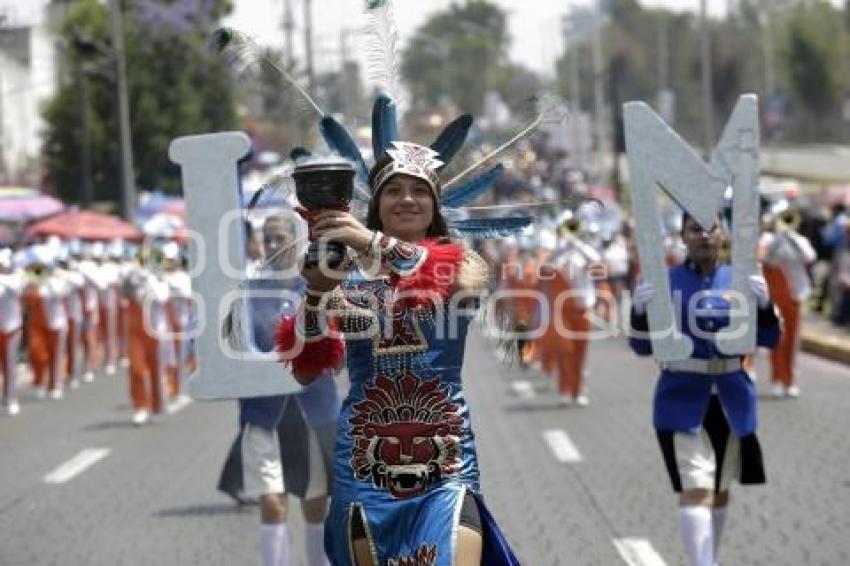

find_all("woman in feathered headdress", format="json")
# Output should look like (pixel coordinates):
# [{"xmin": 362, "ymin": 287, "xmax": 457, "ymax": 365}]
[{"xmin": 275, "ymin": 94, "xmax": 520, "ymax": 565}]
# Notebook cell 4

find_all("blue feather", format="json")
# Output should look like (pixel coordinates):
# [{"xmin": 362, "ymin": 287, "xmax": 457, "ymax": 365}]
[
  {"xmin": 371, "ymin": 94, "xmax": 398, "ymax": 158},
  {"xmin": 320, "ymin": 116, "xmax": 369, "ymax": 186},
  {"xmin": 440, "ymin": 164, "xmax": 503, "ymax": 208},
  {"xmin": 430, "ymin": 114, "xmax": 472, "ymax": 168},
  {"xmin": 450, "ymin": 216, "xmax": 533, "ymax": 240}
]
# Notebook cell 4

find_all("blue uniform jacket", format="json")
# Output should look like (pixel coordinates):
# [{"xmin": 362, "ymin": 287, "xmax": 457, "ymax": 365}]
[
  {"xmin": 629, "ymin": 261, "xmax": 781, "ymax": 437},
  {"xmin": 237, "ymin": 276, "xmax": 338, "ymax": 431}
]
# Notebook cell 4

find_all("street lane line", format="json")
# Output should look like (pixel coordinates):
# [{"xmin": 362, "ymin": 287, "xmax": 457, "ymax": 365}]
[
  {"xmin": 613, "ymin": 538, "xmax": 667, "ymax": 566},
  {"xmin": 511, "ymin": 380, "xmax": 535, "ymax": 399},
  {"xmin": 43, "ymin": 448, "xmax": 111, "ymax": 484},
  {"xmin": 542, "ymin": 429, "xmax": 583, "ymax": 463}
]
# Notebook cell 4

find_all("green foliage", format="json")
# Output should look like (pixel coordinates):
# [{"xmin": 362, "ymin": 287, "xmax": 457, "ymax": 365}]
[
  {"xmin": 401, "ymin": 1, "xmax": 510, "ymax": 114},
  {"xmin": 783, "ymin": 3, "xmax": 845, "ymax": 117},
  {"xmin": 42, "ymin": 0, "xmax": 236, "ymax": 204},
  {"xmin": 553, "ymin": 0, "xmax": 850, "ymax": 145}
]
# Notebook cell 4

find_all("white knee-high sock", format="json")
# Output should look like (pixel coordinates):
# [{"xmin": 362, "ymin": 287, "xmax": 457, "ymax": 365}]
[
  {"xmin": 678, "ymin": 506, "xmax": 714, "ymax": 566},
  {"xmin": 711, "ymin": 507, "xmax": 728, "ymax": 565},
  {"xmin": 260, "ymin": 523, "xmax": 291, "ymax": 566},
  {"xmin": 304, "ymin": 521, "xmax": 329, "ymax": 566}
]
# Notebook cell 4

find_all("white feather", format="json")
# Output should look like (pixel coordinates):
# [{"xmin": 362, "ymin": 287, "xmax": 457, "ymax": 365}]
[{"xmin": 366, "ymin": 1, "xmax": 403, "ymax": 104}]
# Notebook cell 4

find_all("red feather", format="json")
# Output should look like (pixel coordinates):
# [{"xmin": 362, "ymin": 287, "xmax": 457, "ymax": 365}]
[
  {"xmin": 391, "ymin": 239, "xmax": 464, "ymax": 309},
  {"xmin": 275, "ymin": 315, "xmax": 345, "ymax": 385}
]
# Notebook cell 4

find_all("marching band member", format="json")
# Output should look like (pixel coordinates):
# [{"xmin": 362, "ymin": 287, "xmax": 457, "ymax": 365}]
[
  {"xmin": 97, "ymin": 240, "xmax": 121, "ymax": 376},
  {"xmin": 161, "ymin": 242, "xmax": 193, "ymax": 399},
  {"xmin": 119, "ymin": 247, "xmax": 138, "ymax": 369},
  {"xmin": 504, "ymin": 231, "xmax": 543, "ymax": 368},
  {"xmin": 108, "ymin": 239, "xmax": 131, "ymax": 369},
  {"xmin": 74, "ymin": 241, "xmax": 101, "ymax": 382},
  {"xmin": 547, "ymin": 210, "xmax": 600, "ymax": 406},
  {"xmin": 221, "ymin": 212, "xmax": 338, "ymax": 566},
  {"xmin": 536, "ymin": 223, "xmax": 562, "ymax": 387},
  {"xmin": 24, "ymin": 245, "xmax": 70, "ymax": 400},
  {"xmin": 125, "ymin": 246, "xmax": 171, "ymax": 425},
  {"xmin": 56, "ymin": 243, "xmax": 86, "ymax": 389},
  {"xmin": 760, "ymin": 203, "xmax": 817, "ymax": 397},
  {"xmin": 0, "ymin": 247, "xmax": 23, "ymax": 415},
  {"xmin": 629, "ymin": 212, "xmax": 780, "ymax": 566},
  {"xmin": 602, "ymin": 230, "xmax": 630, "ymax": 306}
]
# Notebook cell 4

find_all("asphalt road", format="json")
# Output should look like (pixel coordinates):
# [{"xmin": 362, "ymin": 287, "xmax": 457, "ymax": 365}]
[{"xmin": 1, "ymin": 329, "xmax": 848, "ymax": 566}]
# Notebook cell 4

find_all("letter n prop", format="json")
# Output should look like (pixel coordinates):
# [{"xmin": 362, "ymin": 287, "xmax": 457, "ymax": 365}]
[
  {"xmin": 624, "ymin": 95, "xmax": 760, "ymax": 361},
  {"xmin": 169, "ymin": 132, "xmax": 301, "ymax": 399}
]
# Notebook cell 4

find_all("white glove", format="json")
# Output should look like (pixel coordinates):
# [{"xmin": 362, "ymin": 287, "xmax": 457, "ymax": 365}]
[
  {"xmin": 632, "ymin": 281, "xmax": 655, "ymax": 315},
  {"xmin": 749, "ymin": 274, "xmax": 770, "ymax": 308}
]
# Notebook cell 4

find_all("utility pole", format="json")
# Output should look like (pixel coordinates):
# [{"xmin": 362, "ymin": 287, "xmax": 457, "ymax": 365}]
[
  {"xmin": 561, "ymin": 16, "xmax": 583, "ymax": 168},
  {"xmin": 303, "ymin": 0, "xmax": 315, "ymax": 91},
  {"xmin": 658, "ymin": 18, "xmax": 668, "ymax": 92},
  {"xmin": 75, "ymin": 63, "xmax": 93, "ymax": 207},
  {"xmin": 700, "ymin": 0, "xmax": 714, "ymax": 155},
  {"xmin": 761, "ymin": 11, "xmax": 775, "ymax": 98},
  {"xmin": 109, "ymin": 0, "xmax": 135, "ymax": 220},
  {"xmin": 591, "ymin": 0, "xmax": 607, "ymax": 178},
  {"xmin": 282, "ymin": 0, "xmax": 294, "ymax": 69}
]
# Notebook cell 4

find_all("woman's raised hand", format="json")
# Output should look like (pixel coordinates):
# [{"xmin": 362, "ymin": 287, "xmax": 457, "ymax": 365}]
[{"xmin": 310, "ymin": 210, "xmax": 373, "ymax": 254}]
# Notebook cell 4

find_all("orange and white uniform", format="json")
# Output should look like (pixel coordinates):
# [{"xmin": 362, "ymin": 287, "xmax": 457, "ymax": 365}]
[
  {"xmin": 56, "ymin": 260, "xmax": 85, "ymax": 387},
  {"xmin": 98, "ymin": 256, "xmax": 121, "ymax": 375},
  {"xmin": 77, "ymin": 255, "xmax": 102, "ymax": 380},
  {"xmin": 164, "ymin": 267, "xmax": 192, "ymax": 397},
  {"xmin": 760, "ymin": 228, "xmax": 816, "ymax": 390},
  {"xmin": 504, "ymin": 243, "xmax": 543, "ymax": 366},
  {"xmin": 126, "ymin": 266, "xmax": 171, "ymax": 415},
  {"xmin": 24, "ymin": 250, "xmax": 70, "ymax": 398},
  {"xmin": 547, "ymin": 234, "xmax": 599, "ymax": 403},
  {"xmin": 0, "ymin": 252, "xmax": 23, "ymax": 412}
]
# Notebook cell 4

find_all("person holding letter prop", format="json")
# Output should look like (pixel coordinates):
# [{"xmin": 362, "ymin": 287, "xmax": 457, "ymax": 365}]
[{"xmin": 625, "ymin": 95, "xmax": 781, "ymax": 566}]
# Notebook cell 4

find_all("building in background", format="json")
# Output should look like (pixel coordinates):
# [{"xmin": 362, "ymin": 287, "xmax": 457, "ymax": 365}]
[{"xmin": 0, "ymin": 1, "xmax": 66, "ymax": 187}]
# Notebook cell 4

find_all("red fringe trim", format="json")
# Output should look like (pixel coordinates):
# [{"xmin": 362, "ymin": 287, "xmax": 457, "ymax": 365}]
[
  {"xmin": 275, "ymin": 315, "xmax": 345, "ymax": 385},
  {"xmin": 391, "ymin": 239, "xmax": 464, "ymax": 310}
]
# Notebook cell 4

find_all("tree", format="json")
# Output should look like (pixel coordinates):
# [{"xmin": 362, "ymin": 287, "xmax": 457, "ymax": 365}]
[
  {"xmin": 401, "ymin": 1, "xmax": 510, "ymax": 115},
  {"xmin": 42, "ymin": 0, "xmax": 237, "ymax": 204},
  {"xmin": 491, "ymin": 63, "xmax": 543, "ymax": 117},
  {"xmin": 783, "ymin": 3, "xmax": 844, "ymax": 119}
]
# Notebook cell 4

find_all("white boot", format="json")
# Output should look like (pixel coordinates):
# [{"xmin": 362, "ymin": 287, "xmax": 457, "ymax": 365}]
[
  {"xmin": 304, "ymin": 521, "xmax": 330, "ymax": 566},
  {"xmin": 679, "ymin": 505, "xmax": 714, "ymax": 566},
  {"xmin": 260, "ymin": 523, "xmax": 290, "ymax": 566},
  {"xmin": 711, "ymin": 507, "xmax": 727, "ymax": 566}
]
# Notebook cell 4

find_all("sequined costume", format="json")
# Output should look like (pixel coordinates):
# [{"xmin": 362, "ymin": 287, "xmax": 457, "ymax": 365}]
[{"xmin": 277, "ymin": 237, "xmax": 518, "ymax": 566}]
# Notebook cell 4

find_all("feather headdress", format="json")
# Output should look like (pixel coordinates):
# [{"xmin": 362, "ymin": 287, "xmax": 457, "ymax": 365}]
[
  {"xmin": 213, "ymin": 27, "xmax": 324, "ymax": 118},
  {"xmin": 365, "ymin": 0, "xmax": 404, "ymax": 105}
]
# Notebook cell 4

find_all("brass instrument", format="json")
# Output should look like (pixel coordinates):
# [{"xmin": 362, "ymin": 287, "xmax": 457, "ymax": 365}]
[
  {"xmin": 24, "ymin": 262, "xmax": 50, "ymax": 285},
  {"xmin": 136, "ymin": 244, "xmax": 164, "ymax": 273},
  {"xmin": 561, "ymin": 217, "xmax": 583, "ymax": 235},
  {"xmin": 766, "ymin": 199, "xmax": 802, "ymax": 233},
  {"xmin": 775, "ymin": 208, "xmax": 802, "ymax": 233}
]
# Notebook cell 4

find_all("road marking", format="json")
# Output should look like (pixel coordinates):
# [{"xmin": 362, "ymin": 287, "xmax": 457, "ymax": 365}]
[
  {"xmin": 44, "ymin": 448, "xmax": 111, "ymax": 484},
  {"xmin": 511, "ymin": 380, "xmax": 535, "ymax": 399},
  {"xmin": 168, "ymin": 395, "xmax": 193, "ymax": 414},
  {"xmin": 613, "ymin": 538, "xmax": 667, "ymax": 566},
  {"xmin": 542, "ymin": 429, "xmax": 583, "ymax": 463}
]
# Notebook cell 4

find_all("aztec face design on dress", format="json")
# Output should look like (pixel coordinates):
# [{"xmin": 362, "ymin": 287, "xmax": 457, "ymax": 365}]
[
  {"xmin": 387, "ymin": 543, "xmax": 438, "ymax": 566},
  {"xmin": 346, "ymin": 278, "xmax": 429, "ymax": 355},
  {"xmin": 349, "ymin": 374, "xmax": 463, "ymax": 499}
]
